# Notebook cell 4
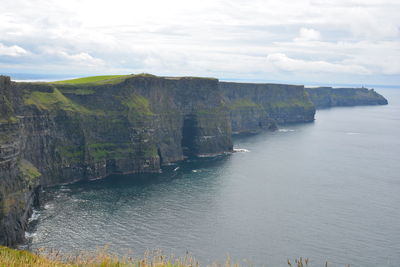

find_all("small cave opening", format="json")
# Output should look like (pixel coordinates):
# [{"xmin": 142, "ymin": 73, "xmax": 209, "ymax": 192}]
[
  {"xmin": 181, "ymin": 115, "xmax": 198, "ymax": 158},
  {"xmin": 157, "ymin": 148, "xmax": 163, "ymax": 165}
]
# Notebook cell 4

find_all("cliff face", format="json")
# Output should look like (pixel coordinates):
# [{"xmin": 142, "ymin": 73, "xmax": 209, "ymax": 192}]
[
  {"xmin": 5, "ymin": 75, "xmax": 390, "ymax": 248},
  {"xmin": 306, "ymin": 87, "xmax": 388, "ymax": 109},
  {"xmin": 0, "ymin": 75, "xmax": 235, "ymax": 246},
  {"xmin": 1, "ymin": 75, "xmax": 324, "ymax": 246},
  {"xmin": 0, "ymin": 76, "xmax": 41, "ymax": 246},
  {"xmin": 2, "ymin": 74, "xmax": 392, "ymax": 247},
  {"xmin": 1, "ymin": 75, "xmax": 390, "ymax": 247},
  {"xmin": 6, "ymin": 75, "xmax": 234, "ymax": 185},
  {"xmin": 220, "ymin": 82, "xmax": 315, "ymax": 133}
]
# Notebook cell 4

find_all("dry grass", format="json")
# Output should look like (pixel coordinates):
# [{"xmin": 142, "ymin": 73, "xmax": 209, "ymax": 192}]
[
  {"xmin": 0, "ymin": 246, "xmax": 349, "ymax": 267},
  {"xmin": 0, "ymin": 246, "xmax": 67, "ymax": 267},
  {"xmin": 0, "ymin": 246, "xmax": 240, "ymax": 267}
]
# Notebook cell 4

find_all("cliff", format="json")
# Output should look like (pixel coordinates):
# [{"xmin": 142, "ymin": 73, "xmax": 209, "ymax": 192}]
[
  {"xmin": 306, "ymin": 87, "xmax": 388, "ymax": 109},
  {"xmin": 1, "ymin": 74, "xmax": 388, "ymax": 247},
  {"xmin": 0, "ymin": 76, "xmax": 41, "ymax": 246},
  {"xmin": 0, "ymin": 74, "xmax": 236, "ymax": 246},
  {"xmin": 220, "ymin": 82, "xmax": 315, "ymax": 133}
]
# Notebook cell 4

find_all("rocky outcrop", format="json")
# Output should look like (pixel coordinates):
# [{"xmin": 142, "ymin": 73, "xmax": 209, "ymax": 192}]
[
  {"xmin": 306, "ymin": 87, "xmax": 388, "ymax": 109},
  {"xmin": 220, "ymin": 82, "xmax": 315, "ymax": 133}
]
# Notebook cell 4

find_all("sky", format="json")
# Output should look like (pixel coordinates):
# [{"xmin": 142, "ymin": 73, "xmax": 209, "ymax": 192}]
[{"xmin": 0, "ymin": 0, "xmax": 399, "ymax": 85}]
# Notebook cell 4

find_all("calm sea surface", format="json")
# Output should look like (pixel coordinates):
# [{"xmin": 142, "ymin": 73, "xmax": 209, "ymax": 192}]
[{"xmin": 27, "ymin": 88, "xmax": 400, "ymax": 267}]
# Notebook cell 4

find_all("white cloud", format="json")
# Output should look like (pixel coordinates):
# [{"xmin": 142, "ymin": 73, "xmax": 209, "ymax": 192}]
[
  {"xmin": 267, "ymin": 53, "xmax": 370, "ymax": 74},
  {"xmin": 0, "ymin": 0, "xmax": 399, "ymax": 84},
  {"xmin": 59, "ymin": 51, "xmax": 104, "ymax": 66},
  {"xmin": 295, "ymin": 28, "xmax": 321, "ymax": 41},
  {"xmin": 268, "ymin": 39, "xmax": 400, "ymax": 76},
  {"xmin": 0, "ymin": 43, "xmax": 28, "ymax": 56}
]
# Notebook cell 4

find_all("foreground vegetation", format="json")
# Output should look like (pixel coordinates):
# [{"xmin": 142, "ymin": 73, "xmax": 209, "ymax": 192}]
[
  {"xmin": 0, "ymin": 246, "xmax": 350, "ymax": 267},
  {"xmin": 0, "ymin": 246, "xmax": 230, "ymax": 267}
]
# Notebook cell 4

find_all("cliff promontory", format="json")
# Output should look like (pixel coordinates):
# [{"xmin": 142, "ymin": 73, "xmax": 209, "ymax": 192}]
[{"xmin": 306, "ymin": 87, "xmax": 388, "ymax": 109}]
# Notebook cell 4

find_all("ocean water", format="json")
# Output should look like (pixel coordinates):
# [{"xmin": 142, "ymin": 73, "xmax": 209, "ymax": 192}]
[{"xmin": 27, "ymin": 88, "xmax": 400, "ymax": 267}]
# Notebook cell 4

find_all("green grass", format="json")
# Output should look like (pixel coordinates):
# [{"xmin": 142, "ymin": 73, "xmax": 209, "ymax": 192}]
[
  {"xmin": 87, "ymin": 143, "xmax": 158, "ymax": 161},
  {"xmin": 0, "ymin": 94, "xmax": 16, "ymax": 122},
  {"xmin": 52, "ymin": 73, "xmax": 160, "ymax": 85},
  {"xmin": 59, "ymin": 88, "xmax": 96, "ymax": 95},
  {"xmin": 270, "ymin": 99, "xmax": 314, "ymax": 109},
  {"xmin": 0, "ymin": 246, "xmax": 343, "ymax": 267},
  {"xmin": 18, "ymin": 160, "xmax": 41, "ymax": 181},
  {"xmin": 52, "ymin": 75, "xmax": 130, "ymax": 85},
  {"xmin": 0, "ymin": 246, "xmax": 238, "ymax": 267},
  {"xmin": 121, "ymin": 94, "xmax": 154, "ymax": 116},
  {"xmin": 0, "ymin": 246, "xmax": 68, "ymax": 267},
  {"xmin": 142, "ymin": 145, "xmax": 158, "ymax": 158},
  {"xmin": 24, "ymin": 88, "xmax": 101, "ymax": 115},
  {"xmin": 58, "ymin": 146, "xmax": 84, "ymax": 163},
  {"xmin": 87, "ymin": 143, "xmax": 132, "ymax": 161},
  {"xmin": 51, "ymin": 73, "xmax": 217, "ymax": 86},
  {"xmin": 228, "ymin": 99, "xmax": 261, "ymax": 110},
  {"xmin": 0, "ymin": 116, "xmax": 18, "ymax": 124},
  {"xmin": 57, "ymin": 143, "xmax": 159, "ymax": 163}
]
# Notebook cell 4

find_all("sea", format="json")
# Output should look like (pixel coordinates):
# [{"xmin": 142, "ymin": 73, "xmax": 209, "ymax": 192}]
[{"xmin": 25, "ymin": 88, "xmax": 400, "ymax": 267}]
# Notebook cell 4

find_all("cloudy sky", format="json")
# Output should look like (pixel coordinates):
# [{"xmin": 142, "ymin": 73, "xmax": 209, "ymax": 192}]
[{"xmin": 1, "ymin": 0, "xmax": 399, "ymax": 85}]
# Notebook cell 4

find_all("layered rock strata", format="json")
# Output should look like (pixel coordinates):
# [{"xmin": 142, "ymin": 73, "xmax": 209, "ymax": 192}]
[{"xmin": 0, "ymin": 74, "xmax": 388, "ymax": 246}]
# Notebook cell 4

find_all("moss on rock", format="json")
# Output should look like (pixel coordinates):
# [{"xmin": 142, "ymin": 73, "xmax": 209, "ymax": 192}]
[
  {"xmin": 23, "ymin": 88, "xmax": 96, "ymax": 114},
  {"xmin": 121, "ymin": 94, "xmax": 154, "ymax": 116},
  {"xmin": 228, "ymin": 99, "xmax": 262, "ymax": 110},
  {"xmin": 18, "ymin": 160, "xmax": 41, "ymax": 182}
]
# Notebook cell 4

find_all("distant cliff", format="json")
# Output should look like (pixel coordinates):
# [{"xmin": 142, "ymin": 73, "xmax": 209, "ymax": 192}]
[
  {"xmin": 221, "ymin": 82, "xmax": 315, "ymax": 133},
  {"xmin": 0, "ymin": 74, "xmax": 388, "ymax": 247},
  {"xmin": 306, "ymin": 87, "xmax": 388, "ymax": 109}
]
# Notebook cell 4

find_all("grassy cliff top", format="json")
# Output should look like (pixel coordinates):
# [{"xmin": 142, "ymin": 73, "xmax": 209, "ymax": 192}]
[
  {"xmin": 51, "ymin": 74, "xmax": 217, "ymax": 86},
  {"xmin": 52, "ymin": 75, "xmax": 133, "ymax": 85}
]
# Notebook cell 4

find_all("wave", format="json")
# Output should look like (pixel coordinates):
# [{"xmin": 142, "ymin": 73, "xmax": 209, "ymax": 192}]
[
  {"xmin": 59, "ymin": 186, "xmax": 71, "ymax": 192},
  {"xmin": 278, "ymin": 129, "xmax": 295, "ymax": 132},
  {"xmin": 233, "ymin": 148, "xmax": 250, "ymax": 153},
  {"xmin": 25, "ymin": 231, "xmax": 37, "ymax": 239},
  {"xmin": 28, "ymin": 209, "xmax": 40, "ymax": 223},
  {"xmin": 44, "ymin": 204, "xmax": 54, "ymax": 210}
]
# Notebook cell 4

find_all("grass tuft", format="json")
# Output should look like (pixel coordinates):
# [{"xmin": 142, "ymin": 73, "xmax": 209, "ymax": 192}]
[
  {"xmin": 121, "ymin": 94, "xmax": 154, "ymax": 116},
  {"xmin": 19, "ymin": 159, "xmax": 41, "ymax": 181}
]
